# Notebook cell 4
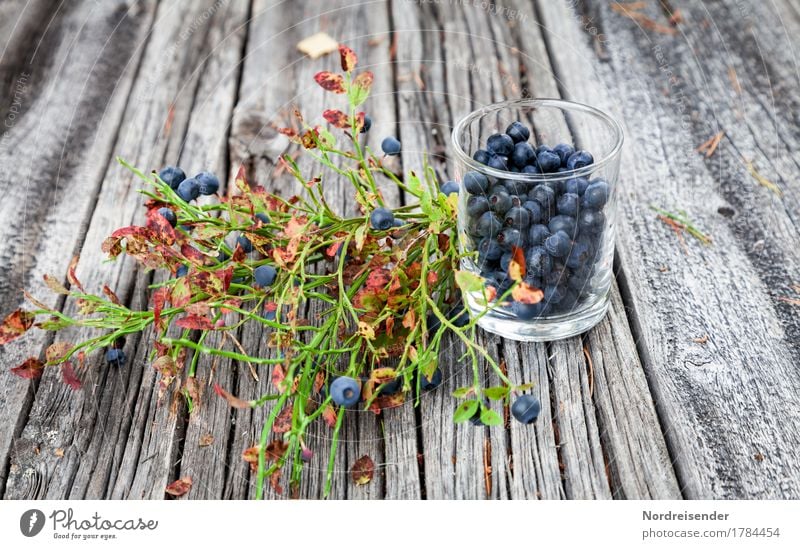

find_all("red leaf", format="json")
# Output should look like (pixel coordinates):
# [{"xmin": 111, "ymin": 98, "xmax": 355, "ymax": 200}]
[
  {"xmin": 165, "ymin": 477, "xmax": 192, "ymax": 497},
  {"xmin": 485, "ymin": 285, "xmax": 498, "ymax": 302},
  {"xmin": 365, "ymin": 269, "xmax": 391, "ymax": 290},
  {"xmin": 180, "ymin": 244, "xmax": 207, "ymax": 265},
  {"xmin": 314, "ymin": 71, "xmax": 346, "ymax": 93},
  {"xmin": 271, "ymin": 363, "xmax": 286, "ymax": 390},
  {"xmin": 171, "ymin": 277, "xmax": 191, "ymax": 308},
  {"xmin": 511, "ymin": 281, "xmax": 544, "ymax": 304},
  {"xmin": 67, "ymin": 255, "xmax": 84, "ymax": 292},
  {"xmin": 152, "ymin": 287, "xmax": 170, "ymax": 331},
  {"xmin": 353, "ymin": 111, "xmax": 366, "ymax": 133},
  {"xmin": 272, "ymin": 407, "xmax": 293, "ymax": 433},
  {"xmin": 213, "ymin": 383, "xmax": 251, "ymax": 409},
  {"xmin": 325, "ymin": 241, "xmax": 343, "ymax": 260},
  {"xmin": 350, "ymin": 455, "xmax": 375, "ymax": 485},
  {"xmin": 352, "ymin": 71, "xmax": 374, "ymax": 93},
  {"xmin": 508, "ymin": 246, "xmax": 526, "ymax": 281},
  {"xmin": 322, "ymin": 404, "xmax": 337, "ymax": 428},
  {"xmin": 322, "ymin": 109, "xmax": 350, "ymax": 129},
  {"xmin": 175, "ymin": 314, "xmax": 214, "ymax": 330},
  {"xmin": 102, "ymin": 285, "xmax": 121, "ymax": 305},
  {"xmin": 146, "ymin": 207, "xmax": 177, "ymax": 245},
  {"xmin": 0, "ymin": 309, "xmax": 36, "ymax": 345},
  {"xmin": 45, "ymin": 342, "xmax": 73, "ymax": 364},
  {"xmin": 11, "ymin": 357, "xmax": 44, "ymax": 379},
  {"xmin": 61, "ymin": 362, "xmax": 81, "ymax": 390},
  {"xmin": 339, "ymin": 44, "xmax": 358, "ymax": 72}
]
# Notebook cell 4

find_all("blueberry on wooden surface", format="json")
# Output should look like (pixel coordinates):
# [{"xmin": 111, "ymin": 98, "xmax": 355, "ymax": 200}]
[
  {"xmin": 330, "ymin": 377, "xmax": 361, "ymax": 407},
  {"xmin": 256, "ymin": 212, "xmax": 270, "ymax": 224},
  {"xmin": 370, "ymin": 207, "xmax": 395, "ymax": 230},
  {"xmin": 511, "ymin": 395, "xmax": 541, "ymax": 424},
  {"xmin": 177, "ymin": 178, "xmax": 200, "ymax": 202},
  {"xmin": 440, "ymin": 180, "xmax": 460, "ymax": 195},
  {"xmin": 419, "ymin": 369, "xmax": 443, "ymax": 390},
  {"xmin": 254, "ymin": 265, "xmax": 277, "ymax": 287},
  {"xmin": 158, "ymin": 166, "xmax": 186, "ymax": 190},
  {"xmin": 236, "ymin": 234, "xmax": 253, "ymax": 253},
  {"xmin": 360, "ymin": 114, "xmax": 372, "ymax": 133},
  {"xmin": 157, "ymin": 207, "xmax": 177, "ymax": 227},
  {"xmin": 176, "ymin": 264, "xmax": 189, "ymax": 277},
  {"xmin": 195, "ymin": 171, "xmax": 220, "ymax": 195},
  {"xmin": 105, "ymin": 348, "xmax": 127, "ymax": 367},
  {"xmin": 381, "ymin": 136, "xmax": 401, "ymax": 155}
]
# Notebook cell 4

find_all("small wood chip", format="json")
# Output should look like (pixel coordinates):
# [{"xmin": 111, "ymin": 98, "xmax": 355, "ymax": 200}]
[
  {"xmin": 54, "ymin": 448, "xmax": 64, "ymax": 458},
  {"xmin": 199, "ymin": 434, "xmax": 214, "ymax": 447},
  {"xmin": 165, "ymin": 476, "xmax": 192, "ymax": 497},
  {"xmin": 697, "ymin": 131, "xmax": 724, "ymax": 158},
  {"xmin": 692, "ymin": 334, "xmax": 709, "ymax": 344},
  {"xmin": 754, "ymin": 452, "xmax": 765, "ymax": 462},
  {"xmin": 728, "ymin": 66, "xmax": 742, "ymax": 94},
  {"xmin": 297, "ymin": 32, "xmax": 339, "ymax": 59}
]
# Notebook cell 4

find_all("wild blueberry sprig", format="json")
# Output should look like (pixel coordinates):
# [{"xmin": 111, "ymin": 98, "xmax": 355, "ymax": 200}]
[{"xmin": 0, "ymin": 45, "xmax": 536, "ymax": 498}]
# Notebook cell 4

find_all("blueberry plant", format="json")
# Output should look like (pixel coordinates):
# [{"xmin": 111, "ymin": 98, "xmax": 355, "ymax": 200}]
[{"xmin": 0, "ymin": 45, "xmax": 538, "ymax": 498}]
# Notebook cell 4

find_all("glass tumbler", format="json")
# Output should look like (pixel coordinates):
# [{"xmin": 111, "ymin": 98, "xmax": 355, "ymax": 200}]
[{"xmin": 451, "ymin": 98, "xmax": 624, "ymax": 341}]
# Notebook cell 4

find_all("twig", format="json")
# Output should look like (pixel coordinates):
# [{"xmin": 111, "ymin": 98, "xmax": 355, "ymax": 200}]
[
  {"xmin": 697, "ymin": 131, "xmax": 724, "ymax": 158},
  {"xmin": 744, "ymin": 159, "xmax": 783, "ymax": 197},
  {"xmin": 583, "ymin": 346, "xmax": 594, "ymax": 398}
]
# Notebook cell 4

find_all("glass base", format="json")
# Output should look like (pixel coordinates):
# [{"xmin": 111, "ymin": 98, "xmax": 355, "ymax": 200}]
[{"xmin": 465, "ymin": 292, "xmax": 610, "ymax": 342}]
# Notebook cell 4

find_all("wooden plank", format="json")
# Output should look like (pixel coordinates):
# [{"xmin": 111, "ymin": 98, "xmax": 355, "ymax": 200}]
[
  {"xmin": 0, "ymin": 0, "xmax": 159, "ymax": 498},
  {"xmin": 535, "ymin": 0, "xmax": 800, "ymax": 497},
  {"xmin": 3, "ymin": 0, "xmax": 248, "ymax": 500}
]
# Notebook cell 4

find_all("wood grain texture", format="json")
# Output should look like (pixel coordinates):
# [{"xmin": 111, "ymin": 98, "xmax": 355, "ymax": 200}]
[
  {"xmin": 534, "ymin": 0, "xmax": 800, "ymax": 498},
  {"xmin": 2, "ymin": 0, "xmax": 795, "ymax": 500}
]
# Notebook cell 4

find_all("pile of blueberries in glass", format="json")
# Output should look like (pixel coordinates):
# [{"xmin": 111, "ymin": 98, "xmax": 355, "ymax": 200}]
[{"xmin": 457, "ymin": 121, "xmax": 610, "ymax": 319}]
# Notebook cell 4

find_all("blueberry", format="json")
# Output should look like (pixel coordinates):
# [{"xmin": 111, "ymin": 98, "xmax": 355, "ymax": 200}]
[
  {"xmin": 479, "ymin": 236, "xmax": 503, "ymax": 260},
  {"xmin": 582, "ymin": 179, "xmax": 609, "ymax": 209},
  {"xmin": 255, "ymin": 212, "xmax": 270, "ymax": 224},
  {"xmin": 553, "ymin": 143, "xmax": 575, "ymax": 165},
  {"xmin": 499, "ymin": 252, "xmax": 512, "ymax": 272},
  {"xmin": 512, "ymin": 300, "xmax": 545, "ymax": 320},
  {"xmin": 440, "ymin": 180, "xmax": 459, "ymax": 195},
  {"xmin": 529, "ymin": 184, "xmax": 555, "ymax": 212},
  {"xmin": 527, "ymin": 224, "xmax": 551, "ymax": 246},
  {"xmin": 498, "ymin": 227, "xmax": 525, "ymax": 250},
  {"xmin": 381, "ymin": 136, "xmax": 401, "ymax": 155},
  {"xmin": 376, "ymin": 376, "xmax": 402, "ymax": 395},
  {"xmin": 544, "ymin": 284, "xmax": 566, "ymax": 304},
  {"xmin": 195, "ymin": 171, "xmax": 220, "ymax": 195},
  {"xmin": 566, "ymin": 150, "xmax": 594, "ymax": 170},
  {"xmin": 511, "ymin": 395, "xmax": 541, "ymax": 424},
  {"xmin": 522, "ymin": 164, "xmax": 540, "ymax": 174},
  {"xmin": 449, "ymin": 301, "xmax": 469, "ymax": 327},
  {"xmin": 254, "ymin": 265, "xmax": 277, "ymax": 287},
  {"xmin": 487, "ymin": 270, "xmax": 513, "ymax": 294},
  {"xmin": 546, "ymin": 264, "xmax": 568, "ymax": 287},
  {"xmin": 467, "ymin": 195, "xmax": 490, "ymax": 217},
  {"xmin": 370, "ymin": 207, "xmax": 395, "ymax": 230},
  {"xmin": 504, "ymin": 206, "xmax": 531, "ymax": 229},
  {"xmin": 158, "ymin": 166, "xmax": 186, "ymax": 190},
  {"xmin": 469, "ymin": 406, "xmax": 484, "ymax": 426},
  {"xmin": 568, "ymin": 264, "xmax": 592, "ymax": 291},
  {"xmin": 559, "ymin": 289, "xmax": 580, "ymax": 310},
  {"xmin": 505, "ymin": 121, "xmax": 531, "ymax": 143},
  {"xmin": 501, "ymin": 179, "xmax": 528, "ymax": 196},
  {"xmin": 487, "ymin": 133, "xmax": 514, "ymax": 156},
  {"xmin": 177, "ymin": 178, "xmax": 200, "ymax": 202},
  {"xmin": 535, "ymin": 145, "xmax": 552, "ymax": 156},
  {"xmin": 526, "ymin": 246, "xmax": 553, "ymax": 277},
  {"xmin": 157, "ymin": 207, "xmax": 177, "ymax": 227},
  {"xmin": 236, "ymin": 234, "xmax": 253, "ymax": 253},
  {"xmin": 105, "ymin": 348, "xmax": 127, "ymax": 366},
  {"xmin": 565, "ymin": 177, "xmax": 590, "ymax": 195},
  {"xmin": 176, "ymin": 264, "xmax": 189, "ymax": 277},
  {"xmin": 476, "ymin": 211, "xmax": 503, "ymax": 238},
  {"xmin": 511, "ymin": 142, "xmax": 535, "ymax": 168},
  {"xmin": 487, "ymin": 154, "xmax": 508, "ymax": 171},
  {"xmin": 473, "ymin": 149, "xmax": 492, "ymax": 164},
  {"xmin": 360, "ymin": 114, "xmax": 372, "ymax": 133},
  {"xmin": 523, "ymin": 275, "xmax": 543, "ymax": 289},
  {"xmin": 578, "ymin": 208, "xmax": 605, "ymax": 233},
  {"xmin": 522, "ymin": 201, "xmax": 544, "ymax": 224},
  {"xmin": 426, "ymin": 312, "xmax": 442, "ymax": 333},
  {"xmin": 419, "ymin": 369, "xmax": 443, "ymax": 390},
  {"xmin": 464, "ymin": 171, "xmax": 490, "ymax": 195},
  {"xmin": 330, "ymin": 377, "xmax": 361, "ymax": 407},
  {"xmin": 544, "ymin": 230, "xmax": 571, "ymax": 258},
  {"xmin": 557, "ymin": 193, "xmax": 580, "ymax": 217},
  {"xmin": 489, "ymin": 192, "xmax": 513, "ymax": 216},
  {"xmin": 548, "ymin": 215, "xmax": 577, "ymax": 238},
  {"xmin": 565, "ymin": 239, "xmax": 591, "ymax": 269},
  {"xmin": 537, "ymin": 150, "xmax": 561, "ymax": 173}
]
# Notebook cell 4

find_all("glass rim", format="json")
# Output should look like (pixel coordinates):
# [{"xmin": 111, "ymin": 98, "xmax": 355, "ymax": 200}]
[{"xmin": 450, "ymin": 98, "xmax": 624, "ymax": 181}]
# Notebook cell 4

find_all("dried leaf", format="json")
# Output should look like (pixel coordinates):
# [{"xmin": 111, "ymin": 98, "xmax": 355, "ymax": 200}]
[
  {"xmin": 175, "ymin": 314, "xmax": 215, "ymax": 331},
  {"xmin": 152, "ymin": 286, "xmax": 170, "ymax": 331},
  {"xmin": 350, "ymin": 455, "xmax": 375, "ymax": 486},
  {"xmin": 213, "ymin": 383, "xmax": 251, "ymax": 409},
  {"xmin": 272, "ymin": 407, "xmax": 293, "ymax": 433},
  {"xmin": 314, "ymin": 71, "xmax": 346, "ymax": 94},
  {"xmin": 352, "ymin": 71, "xmax": 374, "ymax": 93},
  {"xmin": 199, "ymin": 434, "xmax": 214, "ymax": 447},
  {"xmin": 0, "ymin": 309, "xmax": 36, "ymax": 345},
  {"xmin": 43, "ymin": 274, "xmax": 69, "ymax": 295},
  {"xmin": 11, "ymin": 357, "xmax": 45, "ymax": 379},
  {"xmin": 511, "ymin": 281, "xmax": 544, "ymax": 304},
  {"xmin": 508, "ymin": 246, "xmax": 526, "ymax": 281},
  {"xmin": 322, "ymin": 404, "xmax": 337, "ymax": 428},
  {"xmin": 297, "ymin": 32, "xmax": 338, "ymax": 59},
  {"xmin": 165, "ymin": 477, "xmax": 192, "ymax": 497},
  {"xmin": 339, "ymin": 44, "xmax": 358, "ymax": 72},
  {"xmin": 61, "ymin": 362, "xmax": 81, "ymax": 390},
  {"xmin": 102, "ymin": 285, "xmax": 121, "ymax": 305},
  {"xmin": 45, "ymin": 342, "xmax": 73, "ymax": 364},
  {"xmin": 323, "ymin": 109, "xmax": 350, "ymax": 129},
  {"xmin": 67, "ymin": 255, "xmax": 84, "ymax": 291}
]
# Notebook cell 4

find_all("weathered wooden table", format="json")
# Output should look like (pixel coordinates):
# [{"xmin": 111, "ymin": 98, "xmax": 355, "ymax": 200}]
[{"xmin": 1, "ymin": 0, "xmax": 798, "ymax": 500}]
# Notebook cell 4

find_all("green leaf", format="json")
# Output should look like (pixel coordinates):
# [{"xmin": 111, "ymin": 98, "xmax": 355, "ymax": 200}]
[
  {"xmin": 515, "ymin": 382, "xmax": 534, "ymax": 392},
  {"xmin": 452, "ymin": 386, "xmax": 474, "ymax": 398},
  {"xmin": 319, "ymin": 128, "xmax": 336, "ymax": 148},
  {"xmin": 453, "ymin": 399, "xmax": 479, "ymax": 423},
  {"xmin": 480, "ymin": 408, "xmax": 503, "ymax": 426},
  {"xmin": 484, "ymin": 386, "xmax": 509, "ymax": 401},
  {"xmin": 455, "ymin": 270, "xmax": 484, "ymax": 293},
  {"xmin": 406, "ymin": 171, "xmax": 423, "ymax": 196}
]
